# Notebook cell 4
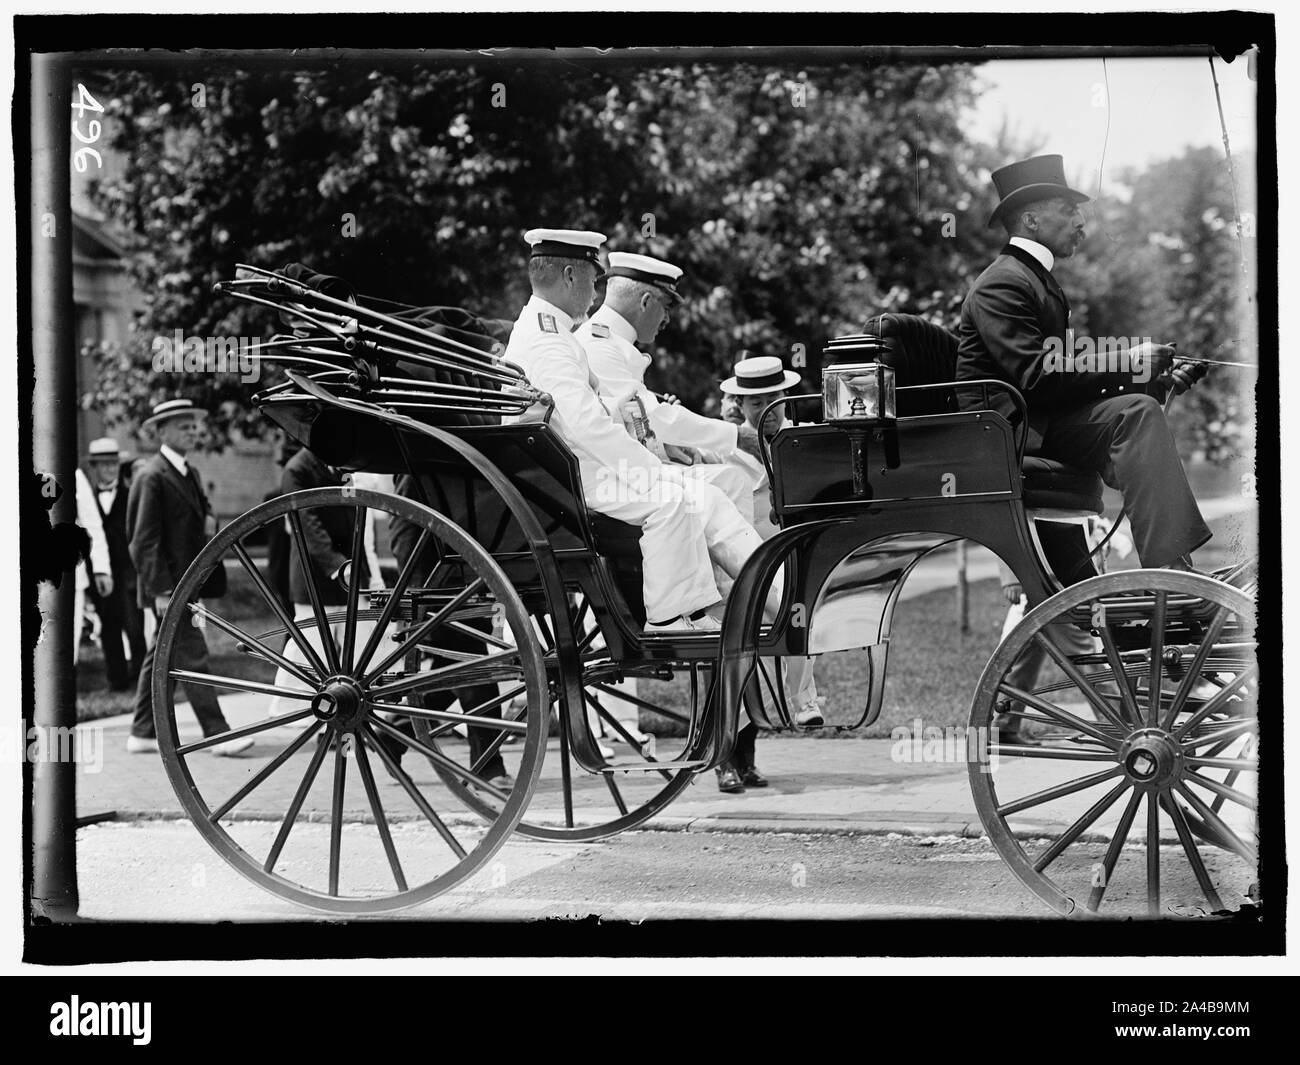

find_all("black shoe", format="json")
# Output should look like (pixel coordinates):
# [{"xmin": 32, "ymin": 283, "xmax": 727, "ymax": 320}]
[
  {"xmin": 715, "ymin": 764, "xmax": 745, "ymax": 793},
  {"xmin": 739, "ymin": 765, "xmax": 768, "ymax": 787}
]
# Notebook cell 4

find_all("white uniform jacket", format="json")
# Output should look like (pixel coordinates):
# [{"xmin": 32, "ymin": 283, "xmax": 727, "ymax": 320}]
[
  {"xmin": 578, "ymin": 305, "xmax": 738, "ymax": 455},
  {"xmin": 504, "ymin": 296, "xmax": 664, "ymax": 499}
]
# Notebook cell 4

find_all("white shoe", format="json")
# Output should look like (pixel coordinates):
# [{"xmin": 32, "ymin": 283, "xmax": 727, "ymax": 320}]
[
  {"xmin": 125, "ymin": 735, "xmax": 159, "ymax": 754},
  {"xmin": 608, "ymin": 728, "xmax": 656, "ymax": 758},
  {"xmin": 793, "ymin": 698, "xmax": 825, "ymax": 727},
  {"xmin": 210, "ymin": 735, "xmax": 255, "ymax": 757},
  {"xmin": 644, "ymin": 614, "xmax": 722, "ymax": 634}
]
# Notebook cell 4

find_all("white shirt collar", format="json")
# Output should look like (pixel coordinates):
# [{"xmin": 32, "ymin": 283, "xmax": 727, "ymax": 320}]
[
  {"xmin": 526, "ymin": 294, "xmax": 577, "ymax": 334},
  {"xmin": 591, "ymin": 304, "xmax": 639, "ymax": 345},
  {"xmin": 1009, "ymin": 236, "xmax": 1055, "ymax": 273},
  {"xmin": 159, "ymin": 443, "xmax": 188, "ymax": 476}
]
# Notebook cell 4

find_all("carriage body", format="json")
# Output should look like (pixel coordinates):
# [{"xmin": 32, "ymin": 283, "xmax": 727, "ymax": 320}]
[{"xmin": 150, "ymin": 266, "xmax": 1258, "ymax": 917}]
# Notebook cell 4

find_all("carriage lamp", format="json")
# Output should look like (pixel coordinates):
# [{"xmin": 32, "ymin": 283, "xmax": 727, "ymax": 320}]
[{"xmin": 821, "ymin": 338, "xmax": 899, "ymax": 498}]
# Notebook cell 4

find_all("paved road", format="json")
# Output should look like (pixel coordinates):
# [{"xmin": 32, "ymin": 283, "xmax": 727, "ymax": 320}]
[{"xmin": 75, "ymin": 821, "xmax": 1254, "ymax": 922}]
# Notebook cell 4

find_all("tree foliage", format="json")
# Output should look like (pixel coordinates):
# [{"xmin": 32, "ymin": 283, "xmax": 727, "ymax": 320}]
[{"xmin": 88, "ymin": 61, "xmax": 1251, "ymax": 458}]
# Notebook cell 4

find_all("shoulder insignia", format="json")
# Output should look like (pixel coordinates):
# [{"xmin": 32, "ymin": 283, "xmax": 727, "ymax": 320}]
[
  {"xmin": 590, "ymin": 322, "xmax": 611, "ymax": 339},
  {"xmin": 538, "ymin": 313, "xmax": 558, "ymax": 334}
]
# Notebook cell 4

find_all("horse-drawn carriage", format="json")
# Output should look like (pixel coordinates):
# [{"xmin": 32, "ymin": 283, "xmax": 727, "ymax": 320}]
[{"xmin": 151, "ymin": 264, "xmax": 1259, "ymax": 917}]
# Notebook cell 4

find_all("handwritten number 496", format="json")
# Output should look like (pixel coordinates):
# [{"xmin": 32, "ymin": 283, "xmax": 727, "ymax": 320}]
[{"xmin": 72, "ymin": 83, "xmax": 104, "ymax": 173}]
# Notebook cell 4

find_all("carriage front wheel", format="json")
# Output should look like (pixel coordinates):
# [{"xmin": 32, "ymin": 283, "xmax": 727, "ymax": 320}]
[
  {"xmin": 152, "ymin": 487, "xmax": 548, "ymax": 914},
  {"xmin": 968, "ymin": 569, "xmax": 1258, "ymax": 918}
]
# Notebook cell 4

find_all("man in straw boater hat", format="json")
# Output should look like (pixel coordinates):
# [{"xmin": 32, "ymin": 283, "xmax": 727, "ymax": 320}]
[
  {"xmin": 80, "ymin": 436, "xmax": 146, "ymax": 690},
  {"xmin": 579, "ymin": 251, "xmax": 758, "ymax": 521},
  {"xmin": 703, "ymin": 354, "xmax": 825, "ymax": 791},
  {"xmin": 957, "ymin": 153, "xmax": 1211, "ymax": 571},
  {"xmin": 125, "ymin": 398, "xmax": 252, "ymax": 756},
  {"xmin": 504, "ymin": 228, "xmax": 782, "ymax": 635}
]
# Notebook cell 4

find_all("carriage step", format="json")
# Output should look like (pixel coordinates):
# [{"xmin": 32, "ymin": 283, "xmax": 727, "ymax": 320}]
[{"xmin": 598, "ymin": 759, "xmax": 708, "ymax": 774}]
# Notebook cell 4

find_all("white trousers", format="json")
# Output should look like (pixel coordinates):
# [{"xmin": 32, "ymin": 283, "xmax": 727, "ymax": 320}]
[
  {"xmin": 586, "ymin": 469, "xmax": 774, "ymax": 624},
  {"xmin": 668, "ymin": 462, "xmax": 755, "ymax": 525}
]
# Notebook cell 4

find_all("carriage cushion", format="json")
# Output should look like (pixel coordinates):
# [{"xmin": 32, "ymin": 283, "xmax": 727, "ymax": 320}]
[
  {"xmin": 862, "ymin": 313, "xmax": 960, "ymax": 415},
  {"xmin": 1021, "ymin": 456, "xmax": 1105, "ymax": 513}
]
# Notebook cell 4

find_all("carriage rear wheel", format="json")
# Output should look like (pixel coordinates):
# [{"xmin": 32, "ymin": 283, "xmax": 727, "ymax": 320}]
[
  {"xmin": 152, "ymin": 487, "xmax": 548, "ymax": 914},
  {"xmin": 968, "ymin": 570, "xmax": 1257, "ymax": 918},
  {"xmin": 418, "ymin": 590, "xmax": 710, "ymax": 841}
]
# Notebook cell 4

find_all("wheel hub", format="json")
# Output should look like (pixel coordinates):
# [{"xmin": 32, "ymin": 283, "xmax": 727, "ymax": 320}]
[
  {"xmin": 310, "ymin": 676, "xmax": 366, "ymax": 730},
  {"xmin": 1118, "ymin": 728, "xmax": 1184, "ymax": 788}
]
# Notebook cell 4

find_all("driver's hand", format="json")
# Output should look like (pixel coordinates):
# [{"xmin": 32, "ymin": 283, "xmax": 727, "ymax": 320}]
[
  {"xmin": 94, "ymin": 573, "xmax": 113, "ymax": 598},
  {"xmin": 1132, "ymin": 341, "xmax": 1178, "ymax": 378}
]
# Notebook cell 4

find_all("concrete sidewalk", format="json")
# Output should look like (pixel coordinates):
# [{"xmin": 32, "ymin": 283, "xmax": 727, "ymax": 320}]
[{"xmin": 74, "ymin": 693, "xmax": 1251, "ymax": 846}]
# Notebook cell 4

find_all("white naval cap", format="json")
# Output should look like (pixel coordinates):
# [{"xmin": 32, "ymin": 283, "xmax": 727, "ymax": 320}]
[
  {"xmin": 605, "ymin": 251, "xmax": 684, "ymax": 302},
  {"xmin": 523, "ymin": 228, "xmax": 607, "ymax": 266},
  {"xmin": 720, "ymin": 355, "xmax": 802, "ymax": 396}
]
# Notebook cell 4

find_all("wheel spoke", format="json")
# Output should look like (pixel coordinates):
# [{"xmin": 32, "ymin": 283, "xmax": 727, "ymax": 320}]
[
  {"xmin": 328, "ymin": 741, "xmax": 347, "ymax": 896},
  {"xmin": 590, "ymin": 683, "xmax": 691, "ymax": 726},
  {"xmin": 362, "ymin": 725, "xmax": 466, "ymax": 860},
  {"xmin": 169, "ymin": 668, "xmax": 318, "ymax": 701},
  {"xmin": 1186, "ymin": 755, "xmax": 1257, "ymax": 772},
  {"xmin": 1098, "ymin": 623, "xmax": 1143, "ymax": 727},
  {"xmin": 1034, "ymin": 631, "xmax": 1131, "ymax": 734},
  {"xmin": 362, "ymin": 578, "xmax": 486, "ymax": 683},
  {"xmin": 1146, "ymin": 591, "xmax": 1166, "ymax": 727},
  {"xmin": 1171, "ymin": 665, "xmax": 1257, "ymax": 739},
  {"xmin": 352, "ymin": 529, "xmax": 430, "ymax": 677},
  {"xmin": 557, "ymin": 700, "xmax": 575, "ymax": 829},
  {"xmin": 369, "ymin": 715, "xmax": 511, "ymax": 801},
  {"xmin": 1173, "ymin": 783, "xmax": 1257, "ymax": 864},
  {"xmin": 991, "ymin": 744, "xmax": 1116, "ymax": 761},
  {"xmin": 1147, "ymin": 794, "xmax": 1161, "ymax": 917},
  {"xmin": 603, "ymin": 773, "xmax": 629, "ymax": 815},
  {"xmin": 1032, "ymin": 780, "xmax": 1130, "ymax": 873},
  {"xmin": 287, "ymin": 509, "xmax": 342, "ymax": 675},
  {"xmin": 1161, "ymin": 605, "xmax": 1231, "ymax": 729},
  {"xmin": 1183, "ymin": 771, "xmax": 1256, "ymax": 812},
  {"xmin": 417, "ymin": 685, "xmax": 528, "ymax": 743},
  {"xmin": 1086, "ymin": 786, "xmax": 1144, "ymax": 912},
  {"xmin": 352, "ymin": 735, "xmax": 408, "ymax": 892},
  {"xmin": 340, "ymin": 498, "xmax": 368, "ymax": 673},
  {"xmin": 175, "ymin": 704, "xmax": 317, "ymax": 756},
  {"xmin": 231, "ymin": 539, "xmax": 329, "ymax": 677},
  {"xmin": 367, "ymin": 648, "xmax": 522, "ymax": 700},
  {"xmin": 208, "ymin": 720, "xmax": 324, "ymax": 821},
  {"xmin": 191, "ymin": 602, "xmax": 319, "ymax": 687},
  {"xmin": 585, "ymin": 692, "xmax": 673, "ymax": 781},
  {"xmin": 446, "ymin": 619, "xmax": 516, "ymax": 651},
  {"xmin": 1181, "ymin": 719, "xmax": 1257, "ymax": 751},
  {"xmin": 995, "ymin": 682, "xmax": 1122, "ymax": 749},
  {"xmin": 265, "ymin": 732, "xmax": 332, "ymax": 875},
  {"xmin": 367, "ymin": 699, "xmax": 528, "ymax": 734},
  {"xmin": 995, "ymin": 765, "xmax": 1125, "ymax": 816},
  {"xmin": 1163, "ymin": 794, "xmax": 1224, "ymax": 911}
]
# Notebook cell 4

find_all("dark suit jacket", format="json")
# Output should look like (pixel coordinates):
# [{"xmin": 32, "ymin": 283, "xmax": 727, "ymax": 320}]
[
  {"xmin": 956, "ymin": 244, "xmax": 1161, "ymax": 451},
  {"xmin": 83, "ymin": 468, "xmax": 136, "ymax": 592},
  {"xmin": 281, "ymin": 448, "xmax": 362, "ymax": 606},
  {"xmin": 126, "ymin": 453, "xmax": 213, "ymax": 608}
]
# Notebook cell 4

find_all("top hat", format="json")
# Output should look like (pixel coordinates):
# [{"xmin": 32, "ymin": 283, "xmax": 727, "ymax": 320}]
[
  {"xmin": 143, "ymin": 397, "xmax": 209, "ymax": 430},
  {"xmin": 987, "ymin": 154, "xmax": 1090, "ymax": 228},
  {"xmin": 720, "ymin": 355, "xmax": 802, "ymax": 396}
]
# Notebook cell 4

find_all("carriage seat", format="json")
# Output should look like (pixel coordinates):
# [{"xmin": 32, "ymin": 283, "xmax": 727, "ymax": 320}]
[{"xmin": 863, "ymin": 312, "xmax": 1104, "ymax": 513}]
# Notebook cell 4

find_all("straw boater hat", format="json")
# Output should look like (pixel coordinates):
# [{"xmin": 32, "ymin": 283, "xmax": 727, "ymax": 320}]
[
  {"xmin": 986, "ymin": 154, "xmax": 1091, "ymax": 229},
  {"xmin": 86, "ymin": 437, "xmax": 120, "ymax": 461},
  {"xmin": 142, "ymin": 397, "xmax": 209, "ymax": 430},
  {"xmin": 603, "ymin": 252, "xmax": 684, "ymax": 304},
  {"xmin": 720, "ymin": 355, "xmax": 801, "ymax": 396}
]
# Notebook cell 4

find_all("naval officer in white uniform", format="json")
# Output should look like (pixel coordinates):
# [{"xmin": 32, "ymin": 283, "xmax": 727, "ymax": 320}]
[
  {"xmin": 503, "ymin": 228, "xmax": 777, "ymax": 632},
  {"xmin": 577, "ymin": 252, "xmax": 757, "ymax": 522}
]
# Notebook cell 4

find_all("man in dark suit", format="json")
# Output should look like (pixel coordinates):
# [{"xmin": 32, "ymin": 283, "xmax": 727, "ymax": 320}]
[
  {"xmin": 957, "ymin": 154, "xmax": 1211, "ymax": 569},
  {"xmin": 83, "ymin": 438, "xmax": 146, "ymax": 690},
  {"xmin": 127, "ymin": 399, "xmax": 252, "ymax": 756}
]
